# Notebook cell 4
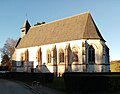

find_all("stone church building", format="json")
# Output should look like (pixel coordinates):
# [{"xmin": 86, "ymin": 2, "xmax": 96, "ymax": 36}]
[{"xmin": 12, "ymin": 12, "xmax": 110, "ymax": 76}]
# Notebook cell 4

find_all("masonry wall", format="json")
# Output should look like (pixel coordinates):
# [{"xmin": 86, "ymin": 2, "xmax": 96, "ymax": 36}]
[{"xmin": 13, "ymin": 39, "xmax": 109, "ymax": 74}]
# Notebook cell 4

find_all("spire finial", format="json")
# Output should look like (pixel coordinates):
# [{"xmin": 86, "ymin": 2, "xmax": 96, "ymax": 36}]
[{"xmin": 26, "ymin": 13, "xmax": 28, "ymax": 20}]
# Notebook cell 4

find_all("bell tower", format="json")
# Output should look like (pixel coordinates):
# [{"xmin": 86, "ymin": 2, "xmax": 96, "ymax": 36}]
[{"xmin": 21, "ymin": 20, "xmax": 31, "ymax": 38}]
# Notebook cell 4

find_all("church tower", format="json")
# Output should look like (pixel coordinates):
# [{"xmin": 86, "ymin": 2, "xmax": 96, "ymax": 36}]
[{"xmin": 21, "ymin": 20, "xmax": 31, "ymax": 38}]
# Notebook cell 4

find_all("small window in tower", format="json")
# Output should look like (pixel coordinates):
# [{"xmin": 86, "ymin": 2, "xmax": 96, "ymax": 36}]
[{"xmin": 21, "ymin": 30, "xmax": 25, "ymax": 32}]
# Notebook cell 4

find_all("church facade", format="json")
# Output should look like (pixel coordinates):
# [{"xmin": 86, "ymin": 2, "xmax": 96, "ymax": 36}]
[{"xmin": 12, "ymin": 12, "xmax": 110, "ymax": 76}]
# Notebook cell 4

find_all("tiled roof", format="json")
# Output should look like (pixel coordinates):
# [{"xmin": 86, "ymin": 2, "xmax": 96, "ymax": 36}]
[{"xmin": 16, "ymin": 12, "xmax": 105, "ymax": 48}]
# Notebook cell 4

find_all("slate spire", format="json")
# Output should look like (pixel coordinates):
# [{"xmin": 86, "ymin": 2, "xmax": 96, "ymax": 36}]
[{"xmin": 20, "ymin": 20, "xmax": 31, "ymax": 38}]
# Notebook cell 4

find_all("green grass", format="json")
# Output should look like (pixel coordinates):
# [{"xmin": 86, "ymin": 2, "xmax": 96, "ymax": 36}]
[{"xmin": 45, "ymin": 77, "xmax": 65, "ymax": 92}]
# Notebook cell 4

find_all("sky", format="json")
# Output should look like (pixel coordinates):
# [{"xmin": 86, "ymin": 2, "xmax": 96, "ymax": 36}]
[{"xmin": 0, "ymin": 0, "xmax": 120, "ymax": 61}]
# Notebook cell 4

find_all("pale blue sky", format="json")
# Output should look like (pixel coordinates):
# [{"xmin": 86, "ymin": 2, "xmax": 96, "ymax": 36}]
[{"xmin": 0, "ymin": 0, "xmax": 120, "ymax": 61}]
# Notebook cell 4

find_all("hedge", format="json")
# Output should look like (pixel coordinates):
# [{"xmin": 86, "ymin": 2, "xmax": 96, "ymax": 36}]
[
  {"xmin": 63, "ymin": 72, "xmax": 120, "ymax": 93},
  {"xmin": 0, "ymin": 72, "xmax": 54, "ymax": 83}
]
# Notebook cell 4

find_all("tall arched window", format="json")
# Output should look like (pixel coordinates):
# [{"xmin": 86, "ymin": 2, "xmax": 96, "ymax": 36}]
[
  {"xmin": 59, "ymin": 48, "xmax": 64, "ymax": 63},
  {"xmin": 46, "ymin": 49, "xmax": 51, "ymax": 63},
  {"xmin": 72, "ymin": 47, "xmax": 78, "ymax": 62},
  {"xmin": 25, "ymin": 49, "xmax": 29, "ymax": 62},
  {"xmin": 88, "ymin": 45, "xmax": 95, "ymax": 64},
  {"xmin": 37, "ymin": 48, "xmax": 42, "ymax": 65}
]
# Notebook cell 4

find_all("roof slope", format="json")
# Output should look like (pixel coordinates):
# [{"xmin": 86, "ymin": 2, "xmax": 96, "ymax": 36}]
[
  {"xmin": 83, "ymin": 14, "xmax": 105, "ymax": 41},
  {"xmin": 16, "ymin": 12, "xmax": 105, "ymax": 48}
]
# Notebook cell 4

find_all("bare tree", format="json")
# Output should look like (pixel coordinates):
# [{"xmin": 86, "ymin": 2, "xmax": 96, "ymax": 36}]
[{"xmin": 0, "ymin": 38, "xmax": 17, "ymax": 62}]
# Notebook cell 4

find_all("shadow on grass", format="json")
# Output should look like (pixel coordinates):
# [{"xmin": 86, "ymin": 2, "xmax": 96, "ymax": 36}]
[{"xmin": 45, "ymin": 77, "xmax": 66, "ymax": 92}]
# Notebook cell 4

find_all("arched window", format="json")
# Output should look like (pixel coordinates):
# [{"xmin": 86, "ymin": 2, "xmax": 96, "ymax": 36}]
[
  {"xmin": 25, "ymin": 49, "xmax": 29, "ymax": 62},
  {"xmin": 46, "ymin": 49, "xmax": 51, "ymax": 63},
  {"xmin": 72, "ymin": 47, "xmax": 78, "ymax": 62},
  {"xmin": 88, "ymin": 45, "xmax": 95, "ymax": 64},
  {"xmin": 37, "ymin": 48, "xmax": 42, "ymax": 65},
  {"xmin": 59, "ymin": 48, "xmax": 64, "ymax": 63}
]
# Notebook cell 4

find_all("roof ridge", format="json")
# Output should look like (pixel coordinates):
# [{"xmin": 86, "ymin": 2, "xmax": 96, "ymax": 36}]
[
  {"xmin": 31, "ymin": 12, "xmax": 90, "ymax": 29},
  {"xmin": 16, "ymin": 12, "xmax": 105, "ymax": 48}
]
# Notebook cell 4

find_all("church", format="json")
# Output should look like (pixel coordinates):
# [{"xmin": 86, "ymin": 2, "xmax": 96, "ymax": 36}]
[{"xmin": 12, "ymin": 12, "xmax": 110, "ymax": 76}]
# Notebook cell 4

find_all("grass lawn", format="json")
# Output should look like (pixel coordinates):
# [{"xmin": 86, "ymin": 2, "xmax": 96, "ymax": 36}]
[{"xmin": 45, "ymin": 77, "xmax": 66, "ymax": 92}]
